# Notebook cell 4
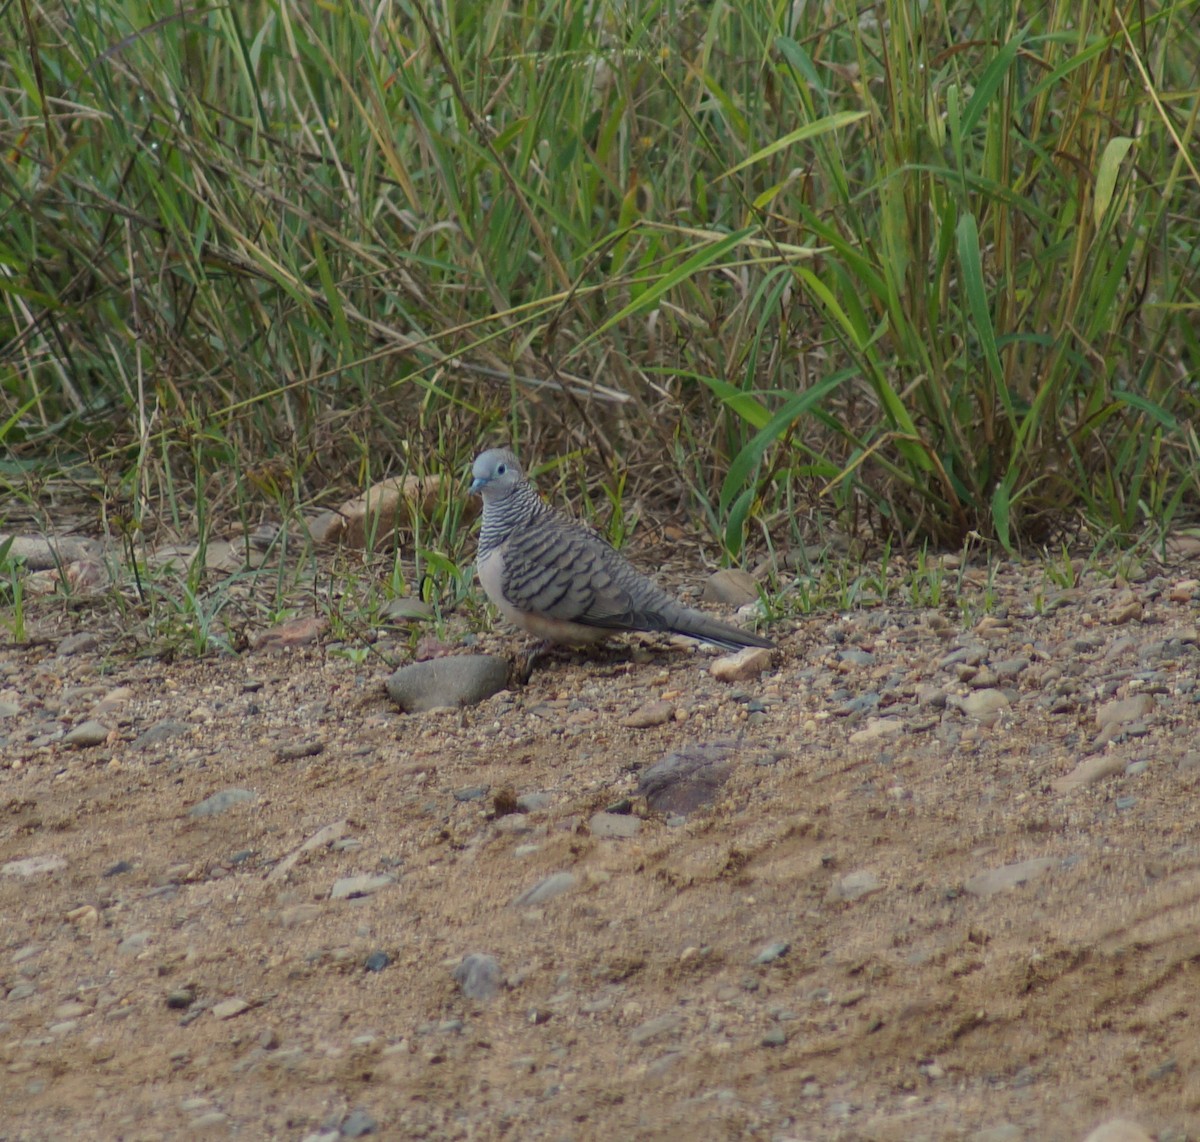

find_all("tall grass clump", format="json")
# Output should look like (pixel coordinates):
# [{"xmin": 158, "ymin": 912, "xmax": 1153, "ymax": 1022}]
[{"xmin": 1, "ymin": 0, "xmax": 1197, "ymax": 558}]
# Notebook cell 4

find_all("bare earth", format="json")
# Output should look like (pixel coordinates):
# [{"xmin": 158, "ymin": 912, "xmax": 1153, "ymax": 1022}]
[{"xmin": 2, "ymin": 558, "xmax": 1198, "ymax": 1142}]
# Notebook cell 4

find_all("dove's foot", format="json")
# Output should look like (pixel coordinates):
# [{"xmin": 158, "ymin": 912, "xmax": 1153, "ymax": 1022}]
[{"xmin": 516, "ymin": 640, "xmax": 555, "ymax": 685}]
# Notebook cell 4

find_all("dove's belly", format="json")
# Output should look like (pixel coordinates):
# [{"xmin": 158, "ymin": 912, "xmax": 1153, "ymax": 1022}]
[{"xmin": 478, "ymin": 547, "xmax": 607, "ymax": 644}]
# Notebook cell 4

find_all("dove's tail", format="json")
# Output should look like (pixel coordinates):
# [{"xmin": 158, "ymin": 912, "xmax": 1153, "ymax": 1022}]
[{"xmin": 666, "ymin": 608, "xmax": 775, "ymax": 652}]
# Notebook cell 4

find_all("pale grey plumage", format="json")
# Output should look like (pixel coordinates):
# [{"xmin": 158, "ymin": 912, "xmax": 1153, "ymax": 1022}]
[{"xmin": 469, "ymin": 448, "xmax": 774, "ymax": 651}]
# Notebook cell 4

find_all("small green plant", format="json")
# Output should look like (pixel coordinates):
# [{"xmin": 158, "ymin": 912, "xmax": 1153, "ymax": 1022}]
[
  {"xmin": 0, "ymin": 536, "xmax": 25, "ymax": 642},
  {"xmin": 908, "ymin": 546, "xmax": 945, "ymax": 608}
]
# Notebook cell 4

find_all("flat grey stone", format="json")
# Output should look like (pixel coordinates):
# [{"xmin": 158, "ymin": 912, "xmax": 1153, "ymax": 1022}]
[
  {"xmin": 133, "ymin": 720, "xmax": 191, "ymax": 749},
  {"xmin": 2, "ymin": 855, "xmax": 67, "ymax": 877},
  {"xmin": 189, "ymin": 788, "xmax": 256, "ymax": 818},
  {"xmin": 964, "ymin": 857, "xmax": 1057, "ymax": 897},
  {"xmin": 702, "ymin": 568, "xmax": 759, "ymax": 607},
  {"xmin": 386, "ymin": 655, "xmax": 508, "ymax": 712},
  {"xmin": 512, "ymin": 871, "xmax": 576, "ymax": 907},
  {"xmin": 330, "ymin": 874, "xmax": 396, "ymax": 900},
  {"xmin": 828, "ymin": 871, "xmax": 882, "ymax": 902},
  {"xmin": 958, "ymin": 689, "xmax": 1011, "ymax": 717},
  {"xmin": 752, "ymin": 941, "xmax": 790, "ymax": 965},
  {"xmin": 453, "ymin": 953, "xmax": 502, "ymax": 1001},
  {"xmin": 1095, "ymin": 694, "xmax": 1155, "ymax": 729},
  {"xmin": 64, "ymin": 720, "xmax": 108, "ymax": 747},
  {"xmin": 637, "ymin": 742, "xmax": 736, "ymax": 816},
  {"xmin": 588, "ymin": 812, "xmax": 641, "ymax": 838},
  {"xmin": 57, "ymin": 632, "xmax": 99, "ymax": 656},
  {"xmin": 629, "ymin": 1013, "xmax": 681, "ymax": 1044}
]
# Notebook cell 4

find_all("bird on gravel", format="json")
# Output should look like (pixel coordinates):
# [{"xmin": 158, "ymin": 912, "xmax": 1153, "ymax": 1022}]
[{"xmin": 469, "ymin": 448, "xmax": 775, "ymax": 660}]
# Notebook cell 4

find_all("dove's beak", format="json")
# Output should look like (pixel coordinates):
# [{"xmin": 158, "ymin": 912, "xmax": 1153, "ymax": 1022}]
[{"xmin": 469, "ymin": 475, "xmax": 488, "ymax": 494}]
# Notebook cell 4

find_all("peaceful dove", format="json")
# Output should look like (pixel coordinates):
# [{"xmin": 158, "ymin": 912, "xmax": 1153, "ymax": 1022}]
[{"xmin": 469, "ymin": 448, "xmax": 774, "ymax": 651}]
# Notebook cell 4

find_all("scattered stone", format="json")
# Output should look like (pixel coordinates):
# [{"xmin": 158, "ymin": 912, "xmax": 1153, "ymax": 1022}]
[
  {"xmin": 637, "ymin": 742, "xmax": 736, "ymax": 816},
  {"xmin": 2, "ymin": 855, "xmax": 67, "ymax": 877},
  {"xmin": 453, "ymin": 785, "xmax": 489, "ymax": 802},
  {"xmin": 970, "ymin": 1126, "xmax": 1023, "ymax": 1142},
  {"xmin": 849, "ymin": 718, "xmax": 904, "ymax": 745},
  {"xmin": 274, "ymin": 739, "xmax": 325, "ymax": 763},
  {"xmin": 117, "ymin": 932, "xmax": 153, "ymax": 955},
  {"xmin": 1083, "ymin": 1120, "xmax": 1154, "ymax": 1142},
  {"xmin": 453, "ymin": 953, "xmax": 502, "ymax": 1001},
  {"xmin": 513, "ymin": 872, "xmax": 576, "ymax": 907},
  {"xmin": 212, "ymin": 998, "xmax": 251, "ymax": 1020},
  {"xmin": 364, "ymin": 951, "xmax": 391, "ymax": 973},
  {"xmin": 189, "ymin": 788, "xmax": 257, "ymax": 818},
  {"xmin": 57, "ymin": 632, "xmax": 99, "ymax": 656},
  {"xmin": 710, "ymin": 646, "xmax": 773, "ymax": 683},
  {"xmin": 1106, "ymin": 597, "xmax": 1144, "ymax": 625},
  {"xmin": 279, "ymin": 905, "xmax": 323, "ymax": 927},
  {"xmin": 166, "ymin": 988, "xmax": 195, "ymax": 1010},
  {"xmin": 1095, "ymin": 694, "xmax": 1155, "ymax": 730},
  {"xmin": 133, "ymin": 720, "xmax": 192, "ymax": 750},
  {"xmin": 702, "ymin": 569, "xmax": 759, "ymax": 607},
  {"xmin": 588, "ymin": 812, "xmax": 641, "ymax": 838},
  {"xmin": 963, "ymin": 857, "xmax": 1057, "ymax": 897},
  {"xmin": 828, "ymin": 871, "xmax": 882, "ymax": 902},
  {"xmin": 0, "ymin": 700, "xmax": 19, "ymax": 719},
  {"xmin": 339, "ymin": 1109, "xmax": 378, "ymax": 1138},
  {"xmin": 629, "ymin": 1013, "xmax": 681, "ymax": 1045},
  {"xmin": 623, "ymin": 700, "xmax": 675, "ymax": 728},
  {"xmin": 330, "ymin": 874, "xmax": 396, "ymax": 900},
  {"xmin": 761, "ymin": 1027, "xmax": 788, "ymax": 1047},
  {"xmin": 752, "ymin": 942, "xmax": 790, "ymax": 965},
  {"xmin": 1052, "ymin": 755, "xmax": 1125, "ymax": 793},
  {"xmin": 1168, "ymin": 579, "xmax": 1198, "ymax": 602},
  {"xmin": 958, "ymin": 689, "xmax": 1011, "ymax": 718},
  {"xmin": 515, "ymin": 792, "xmax": 551, "ymax": 813},
  {"xmin": 250, "ymin": 616, "xmax": 328, "ymax": 651},
  {"xmin": 385, "ymin": 655, "xmax": 508, "ymax": 712},
  {"xmin": 63, "ymin": 720, "xmax": 109, "ymax": 748},
  {"xmin": 188, "ymin": 1112, "xmax": 230, "ymax": 1132}
]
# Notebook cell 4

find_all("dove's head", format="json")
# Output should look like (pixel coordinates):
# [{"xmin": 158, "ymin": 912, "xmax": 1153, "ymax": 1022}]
[{"xmin": 469, "ymin": 448, "xmax": 525, "ymax": 501}]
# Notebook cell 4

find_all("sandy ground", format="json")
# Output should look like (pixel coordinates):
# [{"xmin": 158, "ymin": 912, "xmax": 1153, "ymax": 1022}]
[{"xmin": 1, "ymin": 555, "xmax": 1199, "ymax": 1142}]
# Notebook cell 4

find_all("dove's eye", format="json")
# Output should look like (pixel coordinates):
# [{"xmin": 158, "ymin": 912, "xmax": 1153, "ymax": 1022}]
[{"xmin": 497, "ymin": 464, "xmax": 507, "ymax": 475}]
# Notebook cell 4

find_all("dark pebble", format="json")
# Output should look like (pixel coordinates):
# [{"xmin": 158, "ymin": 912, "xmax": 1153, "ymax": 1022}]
[{"xmin": 364, "ymin": 952, "xmax": 391, "ymax": 973}]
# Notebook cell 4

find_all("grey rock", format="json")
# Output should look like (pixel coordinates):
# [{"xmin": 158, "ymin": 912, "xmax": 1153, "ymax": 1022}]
[
  {"xmin": 1083, "ymin": 1121, "xmax": 1154, "ymax": 1142},
  {"xmin": 0, "ymin": 700, "xmax": 19, "ymax": 719},
  {"xmin": 452, "ymin": 785, "xmax": 489, "ymax": 802},
  {"xmin": 513, "ymin": 872, "xmax": 576, "ymax": 907},
  {"xmin": 64, "ymin": 720, "xmax": 109, "ymax": 748},
  {"xmin": 637, "ymin": 742, "xmax": 736, "ymax": 816},
  {"xmin": 453, "ymin": 953, "xmax": 502, "ymax": 1001},
  {"xmin": 970, "ymin": 1126, "xmax": 1023, "ymax": 1142},
  {"xmin": 339, "ymin": 1110, "xmax": 378, "ymax": 1137},
  {"xmin": 133, "ymin": 720, "xmax": 192, "ymax": 749},
  {"xmin": 385, "ymin": 655, "xmax": 508, "ymax": 712},
  {"xmin": 702, "ymin": 568, "xmax": 759, "ymax": 607},
  {"xmin": 958, "ymin": 689, "xmax": 1011, "ymax": 717},
  {"xmin": 963, "ymin": 857, "xmax": 1057, "ymax": 897},
  {"xmin": 828, "ymin": 871, "xmax": 882, "ymax": 902},
  {"xmin": 1, "ymin": 855, "xmax": 67, "ymax": 877},
  {"xmin": 752, "ymin": 941, "xmax": 790, "ymax": 965},
  {"xmin": 1095, "ymin": 694, "xmax": 1155, "ymax": 729},
  {"xmin": 117, "ymin": 931, "xmax": 153, "ymax": 955},
  {"xmin": 364, "ymin": 951, "xmax": 391, "ymax": 973},
  {"xmin": 629, "ymin": 1013, "xmax": 681, "ymax": 1044},
  {"xmin": 189, "ymin": 788, "xmax": 256, "ymax": 818},
  {"xmin": 516, "ymin": 792, "xmax": 551, "ymax": 813},
  {"xmin": 588, "ymin": 812, "xmax": 641, "ymax": 838},
  {"xmin": 57, "ymin": 632, "xmax": 99, "ymax": 656},
  {"xmin": 330, "ymin": 874, "xmax": 396, "ymax": 900}
]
